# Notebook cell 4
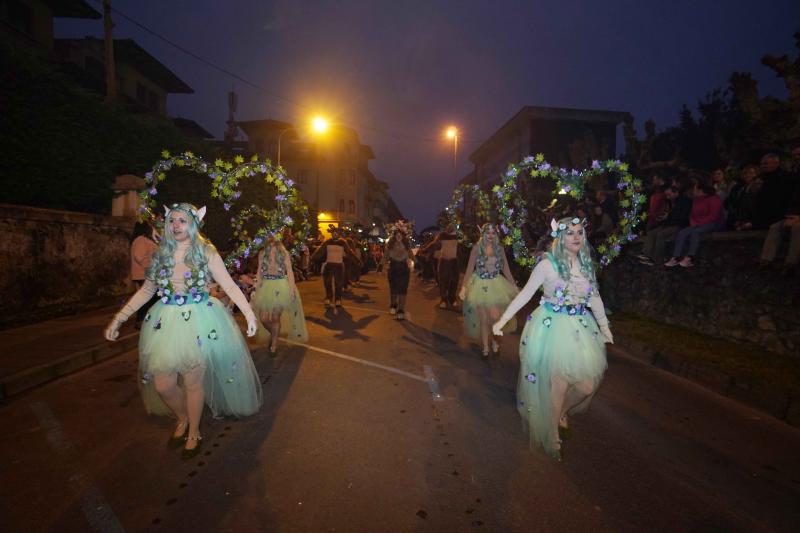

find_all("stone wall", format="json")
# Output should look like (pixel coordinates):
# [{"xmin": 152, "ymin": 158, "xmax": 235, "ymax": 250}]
[
  {"xmin": 0, "ymin": 204, "xmax": 134, "ymax": 328},
  {"xmin": 601, "ymin": 231, "xmax": 800, "ymax": 357}
]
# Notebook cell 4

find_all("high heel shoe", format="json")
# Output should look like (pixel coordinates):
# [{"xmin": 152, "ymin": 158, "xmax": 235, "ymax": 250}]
[
  {"xmin": 166, "ymin": 421, "xmax": 188, "ymax": 449},
  {"xmin": 181, "ymin": 435, "xmax": 203, "ymax": 460}
]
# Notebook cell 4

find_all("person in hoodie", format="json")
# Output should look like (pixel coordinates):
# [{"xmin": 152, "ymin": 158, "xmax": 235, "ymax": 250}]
[
  {"xmin": 638, "ymin": 184, "xmax": 693, "ymax": 266},
  {"xmin": 664, "ymin": 181, "xmax": 725, "ymax": 268}
]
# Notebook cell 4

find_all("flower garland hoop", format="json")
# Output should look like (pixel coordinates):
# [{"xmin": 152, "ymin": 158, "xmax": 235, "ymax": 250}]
[
  {"xmin": 444, "ymin": 184, "xmax": 493, "ymax": 248},
  {"xmin": 496, "ymin": 154, "xmax": 646, "ymax": 268},
  {"xmin": 227, "ymin": 199, "xmax": 311, "ymax": 269}
]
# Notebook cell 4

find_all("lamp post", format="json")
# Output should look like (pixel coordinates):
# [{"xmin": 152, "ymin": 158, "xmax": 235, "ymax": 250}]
[
  {"xmin": 277, "ymin": 117, "xmax": 330, "ymax": 167},
  {"xmin": 446, "ymin": 126, "xmax": 458, "ymax": 187}
]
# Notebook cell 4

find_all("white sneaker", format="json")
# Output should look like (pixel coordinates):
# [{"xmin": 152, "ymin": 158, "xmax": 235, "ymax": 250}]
[{"xmin": 390, "ymin": 307, "xmax": 397, "ymax": 315}]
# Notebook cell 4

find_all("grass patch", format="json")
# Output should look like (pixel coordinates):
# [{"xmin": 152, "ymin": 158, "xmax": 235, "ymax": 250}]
[{"xmin": 612, "ymin": 312, "xmax": 800, "ymax": 394}]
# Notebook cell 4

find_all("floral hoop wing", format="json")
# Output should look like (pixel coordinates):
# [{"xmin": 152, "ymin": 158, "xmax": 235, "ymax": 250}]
[
  {"xmin": 445, "ymin": 184, "xmax": 493, "ymax": 248},
  {"xmin": 496, "ymin": 154, "xmax": 646, "ymax": 268}
]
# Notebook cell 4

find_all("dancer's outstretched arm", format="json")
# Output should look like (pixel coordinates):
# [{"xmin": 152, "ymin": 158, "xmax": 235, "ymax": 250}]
[
  {"xmin": 492, "ymin": 260, "xmax": 550, "ymax": 335},
  {"xmin": 208, "ymin": 252, "xmax": 258, "ymax": 337},
  {"xmin": 104, "ymin": 280, "xmax": 157, "ymax": 340}
]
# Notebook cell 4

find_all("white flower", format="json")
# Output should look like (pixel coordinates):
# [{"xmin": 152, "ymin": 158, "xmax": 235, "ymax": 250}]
[{"xmin": 198, "ymin": 279, "xmax": 205, "ymax": 286}]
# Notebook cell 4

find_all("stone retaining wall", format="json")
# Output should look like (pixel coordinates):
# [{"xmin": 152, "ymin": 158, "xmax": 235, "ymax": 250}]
[{"xmin": 0, "ymin": 204, "xmax": 134, "ymax": 328}]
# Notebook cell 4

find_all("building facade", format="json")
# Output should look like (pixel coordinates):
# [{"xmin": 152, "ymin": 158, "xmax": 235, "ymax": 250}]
[
  {"xmin": 466, "ymin": 106, "xmax": 631, "ymax": 188},
  {"xmin": 237, "ymin": 120, "xmax": 401, "ymax": 229},
  {"xmin": 0, "ymin": 0, "xmax": 100, "ymax": 54}
]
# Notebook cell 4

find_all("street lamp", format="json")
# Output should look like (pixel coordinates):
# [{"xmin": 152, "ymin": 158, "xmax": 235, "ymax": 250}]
[
  {"xmin": 277, "ymin": 116, "xmax": 330, "ymax": 166},
  {"xmin": 446, "ymin": 126, "xmax": 458, "ymax": 187}
]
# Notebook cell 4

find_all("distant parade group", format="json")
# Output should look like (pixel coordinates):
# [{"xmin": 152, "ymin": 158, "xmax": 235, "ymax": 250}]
[{"xmin": 105, "ymin": 152, "xmax": 623, "ymax": 462}]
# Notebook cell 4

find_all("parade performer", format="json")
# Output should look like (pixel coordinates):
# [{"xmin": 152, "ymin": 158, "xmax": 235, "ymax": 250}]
[
  {"xmin": 384, "ymin": 221, "xmax": 413, "ymax": 319},
  {"xmin": 420, "ymin": 224, "xmax": 459, "ymax": 308},
  {"xmin": 492, "ymin": 217, "xmax": 613, "ymax": 461},
  {"xmin": 251, "ymin": 235, "xmax": 309, "ymax": 355},
  {"xmin": 311, "ymin": 226, "xmax": 359, "ymax": 307},
  {"xmin": 104, "ymin": 203, "xmax": 262, "ymax": 459},
  {"xmin": 459, "ymin": 224, "xmax": 518, "ymax": 358}
]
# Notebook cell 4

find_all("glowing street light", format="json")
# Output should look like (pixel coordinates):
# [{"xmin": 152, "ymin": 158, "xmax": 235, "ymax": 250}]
[
  {"xmin": 445, "ymin": 126, "xmax": 459, "ymax": 186},
  {"xmin": 312, "ymin": 116, "xmax": 330, "ymax": 134}
]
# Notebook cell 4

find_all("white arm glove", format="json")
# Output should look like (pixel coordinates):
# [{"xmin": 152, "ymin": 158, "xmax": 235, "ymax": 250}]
[
  {"xmin": 208, "ymin": 253, "xmax": 258, "ymax": 337},
  {"xmin": 589, "ymin": 290, "xmax": 613, "ymax": 344},
  {"xmin": 492, "ymin": 261, "xmax": 550, "ymax": 336},
  {"xmin": 104, "ymin": 280, "xmax": 157, "ymax": 341}
]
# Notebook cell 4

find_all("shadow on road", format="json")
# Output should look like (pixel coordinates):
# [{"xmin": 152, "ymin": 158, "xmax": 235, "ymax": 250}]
[{"xmin": 305, "ymin": 307, "xmax": 378, "ymax": 342}]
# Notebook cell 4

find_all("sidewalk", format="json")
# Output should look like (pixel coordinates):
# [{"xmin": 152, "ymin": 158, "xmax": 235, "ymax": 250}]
[{"xmin": 0, "ymin": 305, "xmax": 139, "ymax": 400}]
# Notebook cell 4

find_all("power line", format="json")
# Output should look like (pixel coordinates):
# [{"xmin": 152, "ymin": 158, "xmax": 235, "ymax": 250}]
[{"xmin": 93, "ymin": 0, "xmax": 485, "ymax": 147}]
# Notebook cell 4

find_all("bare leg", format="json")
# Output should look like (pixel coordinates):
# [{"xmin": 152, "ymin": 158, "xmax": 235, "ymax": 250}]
[
  {"xmin": 550, "ymin": 374, "xmax": 569, "ymax": 452},
  {"xmin": 182, "ymin": 365, "xmax": 206, "ymax": 450},
  {"xmin": 270, "ymin": 312, "xmax": 282, "ymax": 350},
  {"xmin": 488, "ymin": 307, "xmax": 501, "ymax": 353},
  {"xmin": 561, "ymin": 378, "xmax": 596, "ymax": 419},
  {"xmin": 478, "ymin": 308, "xmax": 489, "ymax": 355},
  {"xmin": 153, "ymin": 372, "xmax": 187, "ymax": 436}
]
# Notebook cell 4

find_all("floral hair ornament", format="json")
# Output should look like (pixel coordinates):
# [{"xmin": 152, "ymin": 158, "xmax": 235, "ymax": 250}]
[
  {"xmin": 164, "ymin": 203, "xmax": 206, "ymax": 227},
  {"xmin": 550, "ymin": 217, "xmax": 586, "ymax": 238}
]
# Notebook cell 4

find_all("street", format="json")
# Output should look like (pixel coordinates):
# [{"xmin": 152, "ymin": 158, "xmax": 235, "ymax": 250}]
[{"xmin": 1, "ymin": 271, "xmax": 799, "ymax": 532}]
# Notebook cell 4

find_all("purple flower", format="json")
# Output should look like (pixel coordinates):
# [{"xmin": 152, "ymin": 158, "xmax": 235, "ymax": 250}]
[
  {"xmin": 259, "ymin": 164, "xmax": 267, "ymax": 173},
  {"xmin": 523, "ymin": 156, "xmax": 535, "ymax": 164},
  {"xmin": 505, "ymin": 169, "xmax": 516, "ymax": 178},
  {"xmin": 183, "ymin": 271, "xmax": 191, "ymax": 278},
  {"xmin": 563, "ymin": 185, "xmax": 572, "ymax": 193},
  {"xmin": 591, "ymin": 160, "xmax": 601, "ymax": 170},
  {"xmin": 526, "ymin": 373, "xmax": 537, "ymax": 383},
  {"xmin": 612, "ymin": 244, "xmax": 622, "ymax": 252},
  {"xmin": 233, "ymin": 191, "xmax": 242, "ymax": 199},
  {"xmin": 253, "ymin": 237, "xmax": 263, "ymax": 245},
  {"xmin": 234, "ymin": 259, "xmax": 241, "ymax": 269},
  {"xmin": 223, "ymin": 203, "xmax": 231, "ymax": 211},
  {"xmin": 500, "ymin": 223, "xmax": 508, "ymax": 234},
  {"xmin": 539, "ymin": 162, "xmax": 551, "ymax": 171},
  {"xmin": 275, "ymin": 194, "xmax": 285, "ymax": 202},
  {"xmin": 145, "ymin": 171, "xmax": 153, "ymax": 181},
  {"xmin": 617, "ymin": 182, "xmax": 626, "ymax": 190},
  {"xmin": 286, "ymin": 179, "xmax": 295, "ymax": 187},
  {"xmin": 190, "ymin": 286, "xmax": 198, "ymax": 295},
  {"xmin": 627, "ymin": 233, "xmax": 637, "ymax": 241},
  {"xmin": 159, "ymin": 269, "xmax": 167, "ymax": 277},
  {"xmin": 284, "ymin": 215, "xmax": 293, "ymax": 225},
  {"xmin": 148, "ymin": 188, "xmax": 157, "ymax": 196},
  {"xmin": 160, "ymin": 296, "xmax": 169, "ymax": 304}
]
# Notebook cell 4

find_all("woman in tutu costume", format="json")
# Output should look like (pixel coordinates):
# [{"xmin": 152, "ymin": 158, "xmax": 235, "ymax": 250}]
[
  {"xmin": 384, "ymin": 221, "xmax": 413, "ymax": 320},
  {"xmin": 104, "ymin": 203, "xmax": 262, "ymax": 459},
  {"xmin": 493, "ymin": 217, "xmax": 613, "ymax": 460},
  {"xmin": 251, "ymin": 235, "xmax": 308, "ymax": 354},
  {"xmin": 459, "ymin": 224, "xmax": 518, "ymax": 358}
]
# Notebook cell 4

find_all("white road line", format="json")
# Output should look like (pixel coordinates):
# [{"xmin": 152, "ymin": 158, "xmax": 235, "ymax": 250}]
[
  {"xmin": 281, "ymin": 339, "xmax": 427, "ymax": 382},
  {"xmin": 423, "ymin": 365, "xmax": 445, "ymax": 402},
  {"xmin": 30, "ymin": 401, "xmax": 126, "ymax": 533}
]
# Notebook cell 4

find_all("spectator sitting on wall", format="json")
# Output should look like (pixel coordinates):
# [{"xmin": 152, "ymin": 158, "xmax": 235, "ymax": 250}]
[
  {"xmin": 759, "ymin": 144, "xmax": 800, "ymax": 275},
  {"xmin": 664, "ymin": 180, "xmax": 725, "ymax": 268},
  {"xmin": 710, "ymin": 167, "xmax": 731, "ymax": 203},
  {"xmin": 637, "ymin": 184, "xmax": 692, "ymax": 266},
  {"xmin": 645, "ymin": 174, "xmax": 670, "ymax": 232},
  {"xmin": 753, "ymin": 152, "xmax": 794, "ymax": 230},
  {"xmin": 589, "ymin": 204, "xmax": 614, "ymax": 247},
  {"xmin": 595, "ymin": 189, "xmax": 619, "ymax": 225},
  {"xmin": 724, "ymin": 163, "xmax": 763, "ymax": 230}
]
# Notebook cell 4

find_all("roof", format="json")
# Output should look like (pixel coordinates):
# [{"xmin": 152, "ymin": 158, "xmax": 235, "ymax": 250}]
[
  {"xmin": 173, "ymin": 117, "xmax": 214, "ymax": 139},
  {"xmin": 113, "ymin": 39, "xmax": 193, "ymax": 93},
  {"xmin": 56, "ymin": 37, "xmax": 193, "ymax": 93},
  {"xmin": 237, "ymin": 119, "xmax": 298, "ymax": 140},
  {"xmin": 469, "ymin": 105, "xmax": 631, "ymax": 162},
  {"xmin": 360, "ymin": 144, "xmax": 375, "ymax": 160},
  {"xmin": 44, "ymin": 0, "xmax": 101, "ymax": 19}
]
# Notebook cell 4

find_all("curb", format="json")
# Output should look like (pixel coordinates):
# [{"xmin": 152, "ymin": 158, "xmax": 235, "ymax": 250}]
[
  {"xmin": 610, "ymin": 336, "xmax": 800, "ymax": 428},
  {"xmin": 0, "ymin": 332, "xmax": 139, "ymax": 401}
]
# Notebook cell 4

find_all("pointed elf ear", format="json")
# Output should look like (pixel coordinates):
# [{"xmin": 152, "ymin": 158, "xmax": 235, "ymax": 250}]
[
  {"xmin": 163, "ymin": 205, "xmax": 171, "ymax": 217},
  {"xmin": 550, "ymin": 218, "xmax": 559, "ymax": 232},
  {"xmin": 196, "ymin": 206, "xmax": 207, "ymax": 222}
]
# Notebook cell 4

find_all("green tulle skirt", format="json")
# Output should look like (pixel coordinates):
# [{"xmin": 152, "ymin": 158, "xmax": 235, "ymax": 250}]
[
  {"xmin": 517, "ymin": 303, "xmax": 607, "ymax": 457},
  {"xmin": 138, "ymin": 296, "xmax": 263, "ymax": 418},
  {"xmin": 251, "ymin": 278, "xmax": 309, "ymax": 343},
  {"xmin": 463, "ymin": 274, "xmax": 518, "ymax": 338}
]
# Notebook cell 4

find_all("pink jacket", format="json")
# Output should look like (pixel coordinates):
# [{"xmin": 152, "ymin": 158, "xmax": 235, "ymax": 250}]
[
  {"xmin": 131, "ymin": 236, "xmax": 158, "ymax": 281},
  {"xmin": 689, "ymin": 194, "xmax": 724, "ymax": 227}
]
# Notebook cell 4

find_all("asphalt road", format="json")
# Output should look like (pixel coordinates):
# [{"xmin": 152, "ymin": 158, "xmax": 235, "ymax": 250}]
[{"xmin": 1, "ymin": 271, "xmax": 798, "ymax": 532}]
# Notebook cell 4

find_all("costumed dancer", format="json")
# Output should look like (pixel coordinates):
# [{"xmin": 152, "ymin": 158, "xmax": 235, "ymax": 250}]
[
  {"xmin": 420, "ymin": 224, "xmax": 459, "ymax": 308},
  {"xmin": 251, "ymin": 235, "xmax": 309, "ymax": 355},
  {"xmin": 384, "ymin": 221, "xmax": 413, "ymax": 319},
  {"xmin": 492, "ymin": 217, "xmax": 613, "ymax": 461},
  {"xmin": 458, "ymin": 223, "xmax": 518, "ymax": 358},
  {"xmin": 311, "ymin": 227, "xmax": 358, "ymax": 307},
  {"xmin": 104, "ymin": 203, "xmax": 262, "ymax": 459}
]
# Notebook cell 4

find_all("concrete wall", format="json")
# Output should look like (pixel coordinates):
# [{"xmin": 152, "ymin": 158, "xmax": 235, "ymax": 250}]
[
  {"xmin": 0, "ymin": 204, "xmax": 134, "ymax": 328},
  {"xmin": 601, "ymin": 231, "xmax": 799, "ymax": 357}
]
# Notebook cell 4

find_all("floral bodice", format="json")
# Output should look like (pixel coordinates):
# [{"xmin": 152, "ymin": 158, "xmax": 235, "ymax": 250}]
[
  {"xmin": 476, "ymin": 254, "xmax": 501, "ymax": 279},
  {"xmin": 260, "ymin": 246, "xmax": 287, "ymax": 279}
]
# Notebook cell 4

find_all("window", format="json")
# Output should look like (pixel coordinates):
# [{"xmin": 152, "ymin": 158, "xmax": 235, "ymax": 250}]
[
  {"xmin": 348, "ymin": 200, "xmax": 355, "ymax": 214},
  {"xmin": 339, "ymin": 199, "xmax": 345, "ymax": 212}
]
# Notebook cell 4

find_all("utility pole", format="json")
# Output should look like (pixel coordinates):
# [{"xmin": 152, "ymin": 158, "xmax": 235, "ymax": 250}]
[{"xmin": 103, "ymin": 0, "xmax": 117, "ymax": 102}]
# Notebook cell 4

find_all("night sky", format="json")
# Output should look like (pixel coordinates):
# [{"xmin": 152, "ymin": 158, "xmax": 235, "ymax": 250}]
[{"xmin": 58, "ymin": 0, "xmax": 800, "ymax": 227}]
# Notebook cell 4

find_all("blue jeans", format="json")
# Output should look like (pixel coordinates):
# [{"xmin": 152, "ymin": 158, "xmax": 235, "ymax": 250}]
[{"xmin": 672, "ymin": 222, "xmax": 724, "ymax": 258}]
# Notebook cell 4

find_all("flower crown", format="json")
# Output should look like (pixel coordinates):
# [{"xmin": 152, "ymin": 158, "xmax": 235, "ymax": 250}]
[
  {"xmin": 164, "ymin": 203, "xmax": 206, "ymax": 227},
  {"xmin": 550, "ymin": 217, "xmax": 586, "ymax": 238}
]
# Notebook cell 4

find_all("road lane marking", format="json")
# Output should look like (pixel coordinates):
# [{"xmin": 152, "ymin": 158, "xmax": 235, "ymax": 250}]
[
  {"xmin": 423, "ymin": 365, "xmax": 445, "ymax": 402},
  {"xmin": 281, "ymin": 339, "xmax": 426, "ymax": 382}
]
